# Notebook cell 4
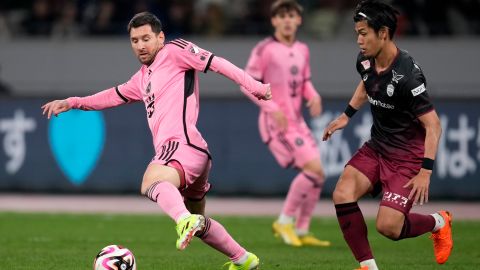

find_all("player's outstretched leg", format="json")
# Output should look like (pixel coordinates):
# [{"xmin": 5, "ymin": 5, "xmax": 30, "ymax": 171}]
[
  {"xmin": 145, "ymin": 181, "xmax": 203, "ymax": 250},
  {"xmin": 196, "ymin": 217, "xmax": 259, "ymax": 269},
  {"xmin": 295, "ymin": 173, "xmax": 330, "ymax": 247},
  {"xmin": 430, "ymin": 211, "xmax": 453, "ymax": 264},
  {"xmin": 176, "ymin": 214, "xmax": 205, "ymax": 250}
]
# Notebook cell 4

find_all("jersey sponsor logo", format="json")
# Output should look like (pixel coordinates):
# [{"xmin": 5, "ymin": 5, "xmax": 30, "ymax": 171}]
[
  {"xmin": 362, "ymin": 74, "xmax": 368, "ymax": 81},
  {"xmin": 361, "ymin": 60, "xmax": 371, "ymax": 70},
  {"xmin": 146, "ymin": 93, "xmax": 155, "ymax": 118},
  {"xmin": 391, "ymin": 70, "xmax": 404, "ymax": 83},
  {"xmin": 367, "ymin": 95, "xmax": 395, "ymax": 109},
  {"xmin": 411, "ymin": 83, "xmax": 426, "ymax": 96},
  {"xmin": 386, "ymin": 83, "xmax": 395, "ymax": 97},
  {"xmin": 289, "ymin": 80, "xmax": 300, "ymax": 97}
]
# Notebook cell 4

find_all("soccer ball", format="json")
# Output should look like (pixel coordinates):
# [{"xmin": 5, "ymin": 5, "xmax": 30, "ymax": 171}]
[{"xmin": 93, "ymin": 244, "xmax": 136, "ymax": 270}]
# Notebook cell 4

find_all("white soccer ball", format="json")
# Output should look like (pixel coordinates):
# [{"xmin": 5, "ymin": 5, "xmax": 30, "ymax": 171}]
[{"xmin": 93, "ymin": 244, "xmax": 136, "ymax": 270}]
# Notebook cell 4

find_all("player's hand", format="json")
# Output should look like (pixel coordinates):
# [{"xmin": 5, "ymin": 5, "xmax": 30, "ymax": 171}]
[
  {"xmin": 271, "ymin": 110, "xmax": 288, "ymax": 132},
  {"xmin": 403, "ymin": 169, "xmax": 431, "ymax": 206},
  {"xmin": 263, "ymin": 84, "xmax": 272, "ymax": 100},
  {"xmin": 306, "ymin": 96, "xmax": 322, "ymax": 117},
  {"xmin": 41, "ymin": 99, "xmax": 72, "ymax": 119},
  {"xmin": 253, "ymin": 83, "xmax": 271, "ymax": 100},
  {"xmin": 322, "ymin": 113, "xmax": 349, "ymax": 141}
]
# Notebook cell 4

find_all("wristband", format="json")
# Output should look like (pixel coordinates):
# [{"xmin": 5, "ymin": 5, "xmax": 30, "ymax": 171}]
[
  {"xmin": 422, "ymin": 158, "xmax": 434, "ymax": 170},
  {"xmin": 344, "ymin": 104, "xmax": 358, "ymax": 118}
]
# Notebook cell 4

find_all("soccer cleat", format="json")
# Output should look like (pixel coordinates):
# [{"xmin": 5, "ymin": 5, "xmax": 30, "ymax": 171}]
[
  {"xmin": 298, "ymin": 234, "xmax": 331, "ymax": 247},
  {"xmin": 272, "ymin": 221, "xmax": 302, "ymax": 247},
  {"xmin": 175, "ymin": 214, "xmax": 205, "ymax": 250},
  {"xmin": 430, "ymin": 210, "xmax": 453, "ymax": 264},
  {"xmin": 354, "ymin": 266, "xmax": 369, "ymax": 270},
  {"xmin": 223, "ymin": 252, "xmax": 259, "ymax": 270}
]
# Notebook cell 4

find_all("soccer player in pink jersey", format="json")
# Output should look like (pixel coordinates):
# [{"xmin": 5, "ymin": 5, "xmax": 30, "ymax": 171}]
[
  {"xmin": 42, "ymin": 12, "xmax": 271, "ymax": 270},
  {"xmin": 323, "ymin": 1, "xmax": 452, "ymax": 269},
  {"xmin": 242, "ymin": 0, "xmax": 330, "ymax": 247}
]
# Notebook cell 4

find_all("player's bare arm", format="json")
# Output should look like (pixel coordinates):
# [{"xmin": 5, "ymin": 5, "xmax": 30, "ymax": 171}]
[
  {"xmin": 41, "ymin": 99, "xmax": 71, "ymax": 119},
  {"xmin": 403, "ymin": 110, "xmax": 442, "ymax": 205},
  {"xmin": 322, "ymin": 80, "xmax": 367, "ymax": 141}
]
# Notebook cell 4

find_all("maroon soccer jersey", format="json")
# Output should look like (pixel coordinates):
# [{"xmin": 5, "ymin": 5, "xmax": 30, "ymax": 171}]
[{"xmin": 356, "ymin": 49, "xmax": 434, "ymax": 162}]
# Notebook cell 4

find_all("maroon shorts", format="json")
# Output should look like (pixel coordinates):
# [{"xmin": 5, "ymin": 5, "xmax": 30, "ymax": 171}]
[{"xmin": 347, "ymin": 143, "xmax": 422, "ymax": 214}]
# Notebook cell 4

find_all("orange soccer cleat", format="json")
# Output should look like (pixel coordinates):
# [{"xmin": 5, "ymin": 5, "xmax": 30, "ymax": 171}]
[
  {"xmin": 430, "ymin": 211, "xmax": 453, "ymax": 264},
  {"xmin": 354, "ymin": 266, "xmax": 369, "ymax": 270}
]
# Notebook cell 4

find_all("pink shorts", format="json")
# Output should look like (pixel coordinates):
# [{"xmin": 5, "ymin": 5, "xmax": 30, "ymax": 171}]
[
  {"xmin": 259, "ymin": 113, "xmax": 320, "ymax": 169},
  {"xmin": 150, "ymin": 141, "xmax": 211, "ymax": 200},
  {"xmin": 347, "ymin": 143, "xmax": 422, "ymax": 214}
]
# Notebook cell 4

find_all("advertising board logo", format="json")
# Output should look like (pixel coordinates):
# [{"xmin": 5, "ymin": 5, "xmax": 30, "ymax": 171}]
[{"xmin": 48, "ymin": 111, "xmax": 105, "ymax": 185}]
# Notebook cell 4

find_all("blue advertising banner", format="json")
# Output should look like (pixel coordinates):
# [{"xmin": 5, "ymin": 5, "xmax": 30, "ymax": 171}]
[{"xmin": 0, "ymin": 98, "xmax": 479, "ymax": 199}]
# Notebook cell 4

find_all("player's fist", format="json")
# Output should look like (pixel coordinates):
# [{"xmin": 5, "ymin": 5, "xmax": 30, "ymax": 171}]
[
  {"xmin": 253, "ymin": 83, "xmax": 271, "ymax": 100},
  {"xmin": 41, "ymin": 99, "xmax": 72, "ymax": 119}
]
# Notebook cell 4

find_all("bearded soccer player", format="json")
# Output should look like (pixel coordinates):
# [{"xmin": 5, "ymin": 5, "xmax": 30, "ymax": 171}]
[
  {"xmin": 322, "ymin": 1, "xmax": 452, "ymax": 269},
  {"xmin": 42, "ymin": 12, "xmax": 271, "ymax": 270},
  {"xmin": 242, "ymin": 0, "xmax": 330, "ymax": 247}
]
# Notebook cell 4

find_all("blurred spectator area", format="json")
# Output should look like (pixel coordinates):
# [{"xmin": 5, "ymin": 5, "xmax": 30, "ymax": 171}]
[{"xmin": 0, "ymin": 0, "xmax": 479, "ymax": 40}]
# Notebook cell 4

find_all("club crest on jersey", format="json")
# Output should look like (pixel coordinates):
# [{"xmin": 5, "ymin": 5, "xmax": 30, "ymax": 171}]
[
  {"xmin": 391, "ymin": 70, "xmax": 404, "ymax": 83},
  {"xmin": 295, "ymin": 138, "xmax": 304, "ymax": 146},
  {"xmin": 361, "ymin": 60, "xmax": 371, "ymax": 70},
  {"xmin": 386, "ymin": 84, "xmax": 395, "ymax": 97},
  {"xmin": 189, "ymin": 45, "xmax": 200, "ymax": 55},
  {"xmin": 290, "ymin": 65, "xmax": 299, "ymax": 75}
]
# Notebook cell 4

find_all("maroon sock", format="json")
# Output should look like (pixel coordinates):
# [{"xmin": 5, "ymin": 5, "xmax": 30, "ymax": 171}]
[
  {"xmin": 397, "ymin": 213, "xmax": 435, "ymax": 240},
  {"xmin": 335, "ymin": 202, "xmax": 373, "ymax": 262}
]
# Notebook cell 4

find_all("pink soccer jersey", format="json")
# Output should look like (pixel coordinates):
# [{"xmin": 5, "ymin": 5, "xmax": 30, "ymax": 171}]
[
  {"xmin": 244, "ymin": 37, "xmax": 319, "ymax": 122},
  {"xmin": 243, "ymin": 37, "xmax": 321, "ymax": 168},
  {"xmin": 67, "ymin": 38, "xmax": 267, "ymax": 158}
]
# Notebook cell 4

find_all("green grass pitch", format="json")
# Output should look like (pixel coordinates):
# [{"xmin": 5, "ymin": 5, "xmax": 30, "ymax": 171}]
[{"xmin": 1, "ymin": 212, "xmax": 479, "ymax": 269}]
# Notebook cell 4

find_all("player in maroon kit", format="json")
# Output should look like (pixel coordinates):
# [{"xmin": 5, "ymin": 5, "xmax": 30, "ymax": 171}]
[{"xmin": 323, "ymin": 1, "xmax": 452, "ymax": 269}]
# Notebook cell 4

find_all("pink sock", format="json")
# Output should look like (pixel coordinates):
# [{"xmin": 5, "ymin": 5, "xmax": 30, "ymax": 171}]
[
  {"xmin": 296, "ymin": 186, "xmax": 322, "ymax": 232},
  {"xmin": 197, "ymin": 218, "xmax": 247, "ymax": 261},
  {"xmin": 281, "ymin": 173, "xmax": 316, "ymax": 217},
  {"xmin": 145, "ymin": 181, "xmax": 190, "ymax": 222}
]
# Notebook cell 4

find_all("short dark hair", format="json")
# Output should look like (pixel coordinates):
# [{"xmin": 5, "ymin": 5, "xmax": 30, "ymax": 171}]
[
  {"xmin": 270, "ymin": 0, "xmax": 303, "ymax": 17},
  {"xmin": 353, "ymin": 0, "xmax": 400, "ymax": 39},
  {"xmin": 127, "ymin": 12, "xmax": 162, "ymax": 34}
]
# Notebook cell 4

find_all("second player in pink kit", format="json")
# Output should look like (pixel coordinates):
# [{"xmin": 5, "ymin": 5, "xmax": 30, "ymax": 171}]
[
  {"xmin": 242, "ymin": 0, "xmax": 330, "ymax": 247},
  {"xmin": 42, "ymin": 12, "xmax": 269, "ymax": 270}
]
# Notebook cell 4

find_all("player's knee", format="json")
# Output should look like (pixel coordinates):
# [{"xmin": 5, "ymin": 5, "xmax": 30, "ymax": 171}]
[
  {"xmin": 140, "ymin": 179, "xmax": 155, "ymax": 195},
  {"xmin": 376, "ymin": 219, "xmax": 401, "ymax": 240},
  {"xmin": 332, "ymin": 185, "xmax": 352, "ymax": 204}
]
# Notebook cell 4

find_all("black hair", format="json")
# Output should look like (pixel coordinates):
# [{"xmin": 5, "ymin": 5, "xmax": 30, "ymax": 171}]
[
  {"xmin": 353, "ymin": 0, "xmax": 400, "ymax": 39},
  {"xmin": 270, "ymin": 0, "xmax": 303, "ymax": 17},
  {"xmin": 127, "ymin": 12, "xmax": 162, "ymax": 34}
]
